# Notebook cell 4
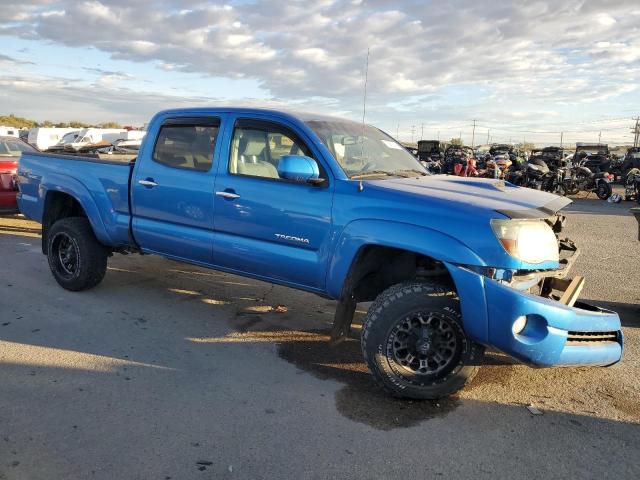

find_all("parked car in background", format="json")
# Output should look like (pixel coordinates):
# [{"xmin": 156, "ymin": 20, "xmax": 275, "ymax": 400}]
[
  {"xmin": 574, "ymin": 143, "xmax": 611, "ymax": 173},
  {"xmin": 28, "ymin": 127, "xmax": 79, "ymax": 151},
  {"xmin": 17, "ymin": 107, "xmax": 623, "ymax": 400},
  {"xmin": 417, "ymin": 140, "xmax": 443, "ymax": 173},
  {"xmin": 101, "ymin": 129, "xmax": 146, "ymax": 144},
  {"xmin": 530, "ymin": 146, "xmax": 565, "ymax": 171},
  {"xmin": 621, "ymin": 147, "xmax": 640, "ymax": 176},
  {"xmin": 0, "ymin": 136, "xmax": 37, "ymax": 213},
  {"xmin": 417, "ymin": 140, "xmax": 442, "ymax": 162},
  {"xmin": 45, "ymin": 131, "xmax": 84, "ymax": 153},
  {"xmin": 48, "ymin": 128, "xmax": 135, "ymax": 152}
]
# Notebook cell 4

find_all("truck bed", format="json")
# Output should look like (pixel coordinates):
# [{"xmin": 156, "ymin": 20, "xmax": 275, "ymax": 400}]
[{"xmin": 17, "ymin": 151, "xmax": 134, "ymax": 247}]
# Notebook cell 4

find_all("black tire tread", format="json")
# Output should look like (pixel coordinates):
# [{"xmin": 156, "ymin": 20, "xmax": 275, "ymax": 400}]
[
  {"xmin": 47, "ymin": 217, "xmax": 108, "ymax": 291},
  {"xmin": 361, "ymin": 281, "xmax": 483, "ymax": 399}
]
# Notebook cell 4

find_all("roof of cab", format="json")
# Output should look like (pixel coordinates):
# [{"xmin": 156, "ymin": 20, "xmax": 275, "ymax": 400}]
[{"xmin": 154, "ymin": 107, "xmax": 360, "ymax": 126}]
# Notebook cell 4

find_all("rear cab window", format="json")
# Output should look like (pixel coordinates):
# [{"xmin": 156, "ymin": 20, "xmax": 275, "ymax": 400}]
[{"xmin": 153, "ymin": 117, "xmax": 221, "ymax": 172}]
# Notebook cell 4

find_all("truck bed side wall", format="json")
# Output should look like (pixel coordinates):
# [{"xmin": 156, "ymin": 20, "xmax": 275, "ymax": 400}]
[{"xmin": 17, "ymin": 153, "xmax": 132, "ymax": 247}]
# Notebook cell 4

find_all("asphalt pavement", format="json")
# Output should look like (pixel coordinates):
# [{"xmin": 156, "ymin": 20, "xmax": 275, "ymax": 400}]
[{"xmin": 0, "ymin": 193, "xmax": 638, "ymax": 480}]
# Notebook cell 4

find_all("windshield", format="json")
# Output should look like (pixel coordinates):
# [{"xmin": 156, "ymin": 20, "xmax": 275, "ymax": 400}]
[
  {"xmin": 58, "ymin": 132, "xmax": 80, "ymax": 145},
  {"xmin": 0, "ymin": 140, "xmax": 36, "ymax": 156},
  {"xmin": 306, "ymin": 120, "xmax": 426, "ymax": 178}
]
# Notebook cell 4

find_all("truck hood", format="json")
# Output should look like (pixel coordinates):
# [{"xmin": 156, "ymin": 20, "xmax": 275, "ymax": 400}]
[
  {"xmin": 368, "ymin": 175, "xmax": 572, "ymax": 219},
  {"xmin": 359, "ymin": 175, "xmax": 572, "ymax": 270}
]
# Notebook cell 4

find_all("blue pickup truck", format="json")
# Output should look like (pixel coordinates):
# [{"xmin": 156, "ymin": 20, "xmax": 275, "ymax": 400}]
[{"xmin": 17, "ymin": 108, "xmax": 623, "ymax": 399}]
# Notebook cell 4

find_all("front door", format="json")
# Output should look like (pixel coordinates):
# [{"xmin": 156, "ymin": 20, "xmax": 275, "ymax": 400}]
[
  {"xmin": 212, "ymin": 117, "xmax": 333, "ymax": 290},
  {"xmin": 131, "ymin": 116, "xmax": 221, "ymax": 264}
]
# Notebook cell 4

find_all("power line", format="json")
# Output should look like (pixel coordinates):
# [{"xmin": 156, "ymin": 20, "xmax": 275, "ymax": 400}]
[{"xmin": 473, "ymin": 123, "xmax": 627, "ymax": 134}]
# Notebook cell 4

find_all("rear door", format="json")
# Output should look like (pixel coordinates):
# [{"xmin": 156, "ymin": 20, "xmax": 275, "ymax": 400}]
[
  {"xmin": 212, "ymin": 116, "xmax": 333, "ymax": 290},
  {"xmin": 131, "ymin": 116, "xmax": 222, "ymax": 264}
]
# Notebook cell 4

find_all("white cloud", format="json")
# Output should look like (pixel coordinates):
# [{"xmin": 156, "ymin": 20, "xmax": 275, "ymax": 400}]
[{"xmin": 0, "ymin": 0, "xmax": 638, "ymax": 143}]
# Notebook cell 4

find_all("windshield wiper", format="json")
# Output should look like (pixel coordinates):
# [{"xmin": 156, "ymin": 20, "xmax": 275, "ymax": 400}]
[
  {"xmin": 350, "ymin": 170, "xmax": 397, "ymax": 179},
  {"xmin": 393, "ymin": 169, "xmax": 428, "ymax": 177}
]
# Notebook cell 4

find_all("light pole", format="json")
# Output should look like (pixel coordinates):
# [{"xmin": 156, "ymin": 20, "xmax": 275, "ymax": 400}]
[{"xmin": 471, "ymin": 119, "xmax": 476, "ymax": 148}]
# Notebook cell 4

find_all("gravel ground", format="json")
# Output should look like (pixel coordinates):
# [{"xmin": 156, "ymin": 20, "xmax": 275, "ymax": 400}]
[{"xmin": 0, "ymin": 194, "xmax": 638, "ymax": 480}]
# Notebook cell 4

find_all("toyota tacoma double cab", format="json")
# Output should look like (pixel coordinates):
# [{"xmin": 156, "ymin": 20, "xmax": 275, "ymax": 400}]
[{"xmin": 17, "ymin": 108, "xmax": 623, "ymax": 399}]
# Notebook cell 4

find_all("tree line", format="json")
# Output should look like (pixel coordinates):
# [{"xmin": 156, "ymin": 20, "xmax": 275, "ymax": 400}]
[{"xmin": 0, "ymin": 114, "xmax": 121, "ymax": 129}]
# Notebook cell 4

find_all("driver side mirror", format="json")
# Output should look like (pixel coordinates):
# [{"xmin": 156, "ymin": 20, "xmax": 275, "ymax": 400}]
[{"xmin": 278, "ymin": 155, "xmax": 323, "ymax": 184}]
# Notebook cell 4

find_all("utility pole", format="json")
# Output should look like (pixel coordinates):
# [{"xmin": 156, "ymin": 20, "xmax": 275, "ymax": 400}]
[
  {"xmin": 471, "ymin": 119, "xmax": 477, "ymax": 148},
  {"xmin": 459, "ymin": 131, "xmax": 462, "ymax": 144},
  {"xmin": 632, "ymin": 117, "xmax": 640, "ymax": 147},
  {"xmin": 560, "ymin": 131, "xmax": 563, "ymax": 148},
  {"xmin": 437, "ymin": 130, "xmax": 440, "ymax": 141},
  {"xmin": 411, "ymin": 125, "xmax": 415, "ymax": 143},
  {"xmin": 421, "ymin": 123, "xmax": 424, "ymax": 141},
  {"xmin": 486, "ymin": 128, "xmax": 490, "ymax": 145},
  {"xmin": 598, "ymin": 131, "xmax": 602, "ymax": 143}
]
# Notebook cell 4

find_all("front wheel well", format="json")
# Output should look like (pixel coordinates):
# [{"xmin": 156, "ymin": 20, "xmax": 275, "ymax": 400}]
[
  {"xmin": 330, "ymin": 245, "xmax": 455, "ymax": 343},
  {"xmin": 41, "ymin": 191, "xmax": 88, "ymax": 254}
]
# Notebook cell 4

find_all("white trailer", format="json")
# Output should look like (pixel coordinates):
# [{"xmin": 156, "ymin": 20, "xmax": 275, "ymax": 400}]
[
  {"xmin": 27, "ymin": 128, "xmax": 78, "ymax": 150},
  {"xmin": 0, "ymin": 126, "xmax": 20, "ymax": 138},
  {"xmin": 62, "ymin": 128, "xmax": 132, "ymax": 149},
  {"xmin": 101, "ymin": 130, "xmax": 146, "ymax": 144}
]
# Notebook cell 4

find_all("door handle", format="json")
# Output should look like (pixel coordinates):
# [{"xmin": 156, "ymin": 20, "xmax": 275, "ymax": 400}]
[
  {"xmin": 138, "ymin": 178, "xmax": 158, "ymax": 188},
  {"xmin": 216, "ymin": 190, "xmax": 240, "ymax": 200}
]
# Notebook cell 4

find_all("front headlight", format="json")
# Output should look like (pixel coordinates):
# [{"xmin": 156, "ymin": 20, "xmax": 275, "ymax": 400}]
[{"xmin": 491, "ymin": 219, "xmax": 559, "ymax": 264}]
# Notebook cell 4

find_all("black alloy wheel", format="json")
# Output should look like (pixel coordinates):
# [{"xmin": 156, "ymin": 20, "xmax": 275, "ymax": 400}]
[
  {"xmin": 51, "ymin": 231, "xmax": 80, "ymax": 279},
  {"xmin": 389, "ymin": 311, "xmax": 460, "ymax": 378}
]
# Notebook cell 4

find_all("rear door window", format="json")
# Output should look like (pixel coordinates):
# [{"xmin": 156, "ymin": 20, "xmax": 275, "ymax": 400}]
[{"xmin": 152, "ymin": 118, "xmax": 220, "ymax": 172}]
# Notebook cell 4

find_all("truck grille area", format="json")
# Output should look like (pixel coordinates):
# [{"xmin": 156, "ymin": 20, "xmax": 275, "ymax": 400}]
[{"xmin": 566, "ymin": 331, "xmax": 619, "ymax": 345}]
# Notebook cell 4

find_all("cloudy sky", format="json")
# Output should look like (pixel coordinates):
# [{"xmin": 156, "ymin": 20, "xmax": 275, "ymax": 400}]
[{"xmin": 1, "ymin": 0, "xmax": 639, "ymax": 144}]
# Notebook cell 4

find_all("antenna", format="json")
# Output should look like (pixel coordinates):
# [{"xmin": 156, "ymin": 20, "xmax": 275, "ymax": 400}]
[{"xmin": 358, "ymin": 47, "xmax": 370, "ymax": 192}]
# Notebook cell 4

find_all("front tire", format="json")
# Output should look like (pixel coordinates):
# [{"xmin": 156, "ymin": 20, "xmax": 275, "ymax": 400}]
[
  {"xmin": 47, "ymin": 217, "xmax": 109, "ymax": 291},
  {"xmin": 361, "ymin": 281, "xmax": 484, "ymax": 399}
]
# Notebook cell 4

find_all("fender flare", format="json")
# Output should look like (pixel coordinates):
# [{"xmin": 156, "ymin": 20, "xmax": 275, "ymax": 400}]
[
  {"xmin": 325, "ymin": 219, "xmax": 485, "ymax": 299},
  {"xmin": 41, "ymin": 174, "xmax": 112, "ymax": 246}
]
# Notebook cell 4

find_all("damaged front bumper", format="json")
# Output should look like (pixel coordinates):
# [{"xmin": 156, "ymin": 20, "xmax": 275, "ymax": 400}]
[
  {"xmin": 482, "ymin": 276, "xmax": 623, "ymax": 367},
  {"xmin": 446, "ymin": 239, "xmax": 623, "ymax": 368}
]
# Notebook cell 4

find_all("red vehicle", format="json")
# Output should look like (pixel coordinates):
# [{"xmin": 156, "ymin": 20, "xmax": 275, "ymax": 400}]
[{"xmin": 0, "ymin": 136, "xmax": 37, "ymax": 213}]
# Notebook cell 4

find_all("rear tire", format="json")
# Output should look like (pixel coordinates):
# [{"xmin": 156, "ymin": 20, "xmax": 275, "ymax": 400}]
[
  {"xmin": 361, "ymin": 281, "xmax": 484, "ymax": 399},
  {"xmin": 47, "ymin": 217, "xmax": 108, "ymax": 291}
]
